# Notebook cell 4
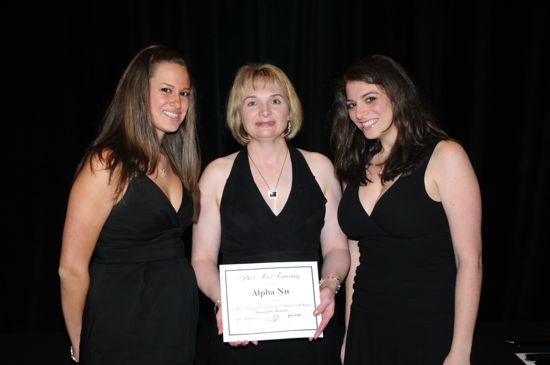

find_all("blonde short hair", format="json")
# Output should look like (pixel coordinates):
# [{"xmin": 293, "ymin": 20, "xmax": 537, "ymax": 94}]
[{"xmin": 226, "ymin": 63, "xmax": 303, "ymax": 145}]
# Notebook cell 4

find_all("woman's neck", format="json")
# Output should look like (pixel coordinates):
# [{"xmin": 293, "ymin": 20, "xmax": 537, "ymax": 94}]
[{"xmin": 247, "ymin": 139, "xmax": 288, "ymax": 164}]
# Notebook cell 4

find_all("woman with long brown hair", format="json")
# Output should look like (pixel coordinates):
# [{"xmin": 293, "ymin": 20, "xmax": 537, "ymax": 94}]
[{"xmin": 59, "ymin": 45, "xmax": 201, "ymax": 364}]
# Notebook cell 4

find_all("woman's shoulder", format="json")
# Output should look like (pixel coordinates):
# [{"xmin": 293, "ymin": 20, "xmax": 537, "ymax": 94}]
[
  {"xmin": 296, "ymin": 148, "xmax": 338, "ymax": 188},
  {"xmin": 426, "ymin": 139, "xmax": 473, "ymax": 181},
  {"xmin": 297, "ymin": 148, "xmax": 334, "ymax": 169},
  {"xmin": 79, "ymin": 148, "xmax": 114, "ymax": 175},
  {"xmin": 200, "ymin": 151, "xmax": 239, "ymax": 183},
  {"xmin": 431, "ymin": 139, "xmax": 469, "ymax": 165},
  {"xmin": 71, "ymin": 148, "xmax": 119, "ymax": 202}
]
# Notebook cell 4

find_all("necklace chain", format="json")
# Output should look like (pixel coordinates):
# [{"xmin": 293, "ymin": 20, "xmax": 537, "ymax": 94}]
[
  {"xmin": 248, "ymin": 149, "xmax": 289, "ymax": 199},
  {"xmin": 370, "ymin": 152, "xmax": 385, "ymax": 177}
]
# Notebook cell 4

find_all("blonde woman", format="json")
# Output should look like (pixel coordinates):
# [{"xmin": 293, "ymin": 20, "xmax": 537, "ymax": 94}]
[{"xmin": 192, "ymin": 63, "xmax": 350, "ymax": 365}]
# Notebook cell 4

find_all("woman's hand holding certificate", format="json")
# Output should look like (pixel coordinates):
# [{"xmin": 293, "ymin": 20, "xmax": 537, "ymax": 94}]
[{"xmin": 218, "ymin": 262, "xmax": 322, "ymax": 343}]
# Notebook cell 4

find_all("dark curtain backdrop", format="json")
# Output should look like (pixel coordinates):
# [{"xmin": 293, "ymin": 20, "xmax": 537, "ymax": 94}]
[{"xmin": 5, "ymin": 0, "xmax": 548, "ymax": 335}]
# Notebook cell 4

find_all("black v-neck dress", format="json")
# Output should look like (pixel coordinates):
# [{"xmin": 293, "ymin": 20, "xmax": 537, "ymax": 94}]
[
  {"xmin": 338, "ymin": 153, "xmax": 456, "ymax": 364},
  {"xmin": 79, "ymin": 175, "xmax": 198, "ymax": 365},
  {"xmin": 208, "ymin": 144, "xmax": 342, "ymax": 365}
]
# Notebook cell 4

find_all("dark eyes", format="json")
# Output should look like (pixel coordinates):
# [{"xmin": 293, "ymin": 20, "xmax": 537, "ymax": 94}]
[
  {"xmin": 346, "ymin": 96, "xmax": 376, "ymax": 109},
  {"xmin": 160, "ymin": 87, "xmax": 190, "ymax": 97}
]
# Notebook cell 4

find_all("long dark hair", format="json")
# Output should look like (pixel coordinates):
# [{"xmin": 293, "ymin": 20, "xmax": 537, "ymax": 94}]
[
  {"xmin": 77, "ymin": 44, "xmax": 201, "ymax": 220},
  {"xmin": 330, "ymin": 55, "xmax": 448, "ymax": 186}
]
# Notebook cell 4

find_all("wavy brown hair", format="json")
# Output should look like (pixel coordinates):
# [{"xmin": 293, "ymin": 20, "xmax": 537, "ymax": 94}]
[
  {"xmin": 77, "ymin": 45, "xmax": 201, "ymax": 220},
  {"xmin": 330, "ymin": 55, "xmax": 448, "ymax": 186}
]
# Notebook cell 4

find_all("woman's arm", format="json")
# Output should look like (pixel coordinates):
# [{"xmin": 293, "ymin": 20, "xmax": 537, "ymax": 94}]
[
  {"xmin": 191, "ymin": 154, "xmax": 258, "ymax": 347},
  {"xmin": 58, "ymin": 156, "xmax": 115, "ymax": 361},
  {"xmin": 429, "ymin": 140, "xmax": 482, "ymax": 364},
  {"xmin": 191, "ymin": 159, "xmax": 224, "ymax": 305}
]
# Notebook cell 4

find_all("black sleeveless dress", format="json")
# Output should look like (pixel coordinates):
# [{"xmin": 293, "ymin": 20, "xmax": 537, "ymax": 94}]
[
  {"xmin": 338, "ymin": 152, "xmax": 455, "ymax": 365},
  {"xmin": 208, "ymin": 144, "xmax": 343, "ymax": 365},
  {"xmin": 79, "ymin": 175, "xmax": 198, "ymax": 365}
]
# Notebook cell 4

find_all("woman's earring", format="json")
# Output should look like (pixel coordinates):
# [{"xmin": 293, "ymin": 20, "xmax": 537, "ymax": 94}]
[{"xmin": 285, "ymin": 121, "xmax": 292, "ymax": 136}]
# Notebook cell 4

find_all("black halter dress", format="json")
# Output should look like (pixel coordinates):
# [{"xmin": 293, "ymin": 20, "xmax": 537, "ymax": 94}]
[
  {"xmin": 208, "ymin": 145, "xmax": 343, "ymax": 365},
  {"xmin": 80, "ymin": 175, "xmax": 198, "ymax": 365},
  {"xmin": 338, "ymin": 152, "xmax": 455, "ymax": 364}
]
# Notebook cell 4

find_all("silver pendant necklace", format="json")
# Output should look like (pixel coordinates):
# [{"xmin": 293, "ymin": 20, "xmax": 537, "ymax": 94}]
[{"xmin": 248, "ymin": 149, "xmax": 289, "ymax": 199}]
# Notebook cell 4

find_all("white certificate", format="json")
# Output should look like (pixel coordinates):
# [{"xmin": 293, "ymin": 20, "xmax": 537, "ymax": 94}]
[{"xmin": 219, "ymin": 261, "xmax": 322, "ymax": 342}]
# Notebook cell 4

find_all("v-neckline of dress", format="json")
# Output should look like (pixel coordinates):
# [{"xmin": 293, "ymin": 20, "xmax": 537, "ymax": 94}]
[
  {"xmin": 357, "ymin": 175, "xmax": 402, "ymax": 217},
  {"xmin": 145, "ymin": 175, "xmax": 183, "ymax": 214},
  {"xmin": 245, "ymin": 147, "xmax": 295, "ymax": 218}
]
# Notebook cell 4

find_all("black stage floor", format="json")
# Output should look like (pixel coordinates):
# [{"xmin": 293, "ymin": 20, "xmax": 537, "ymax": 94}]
[{"xmin": 2, "ymin": 321, "xmax": 549, "ymax": 364}]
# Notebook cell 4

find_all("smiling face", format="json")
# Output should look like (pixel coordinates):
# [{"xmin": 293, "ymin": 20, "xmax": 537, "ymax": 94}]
[
  {"xmin": 345, "ymin": 80, "xmax": 397, "ymax": 143},
  {"xmin": 240, "ymin": 82, "xmax": 290, "ymax": 142},
  {"xmin": 149, "ymin": 61, "xmax": 191, "ymax": 140}
]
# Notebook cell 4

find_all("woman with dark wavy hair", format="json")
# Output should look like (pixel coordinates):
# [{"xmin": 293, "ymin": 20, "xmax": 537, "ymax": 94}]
[
  {"xmin": 59, "ymin": 45, "xmax": 201, "ymax": 364},
  {"xmin": 331, "ymin": 55, "xmax": 482, "ymax": 365}
]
